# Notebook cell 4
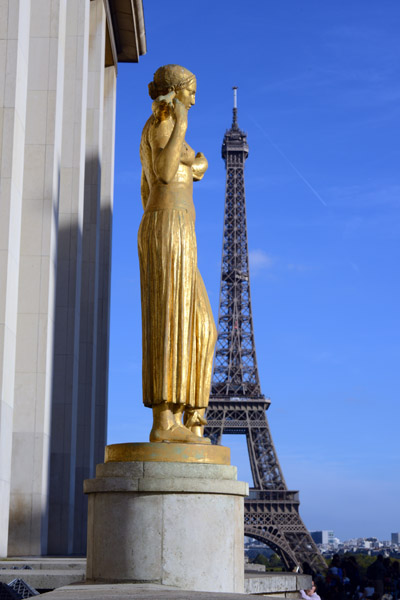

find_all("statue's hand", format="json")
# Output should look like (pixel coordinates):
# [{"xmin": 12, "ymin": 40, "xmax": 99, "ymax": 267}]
[
  {"xmin": 152, "ymin": 90, "xmax": 176, "ymax": 122},
  {"xmin": 173, "ymin": 98, "xmax": 188, "ymax": 126},
  {"xmin": 192, "ymin": 152, "xmax": 208, "ymax": 181},
  {"xmin": 194, "ymin": 152, "xmax": 208, "ymax": 170}
]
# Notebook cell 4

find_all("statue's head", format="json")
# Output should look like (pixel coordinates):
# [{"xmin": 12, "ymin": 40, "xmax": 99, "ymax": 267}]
[{"xmin": 148, "ymin": 64, "xmax": 196, "ymax": 102}]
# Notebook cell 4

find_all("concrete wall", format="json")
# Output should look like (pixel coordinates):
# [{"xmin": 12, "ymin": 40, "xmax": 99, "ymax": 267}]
[
  {"xmin": 0, "ymin": 0, "xmax": 31, "ymax": 558},
  {"xmin": 0, "ymin": 0, "xmax": 121, "ymax": 557},
  {"xmin": 9, "ymin": 0, "xmax": 67, "ymax": 557},
  {"xmin": 47, "ymin": 0, "xmax": 90, "ymax": 556},
  {"xmin": 73, "ymin": 0, "xmax": 106, "ymax": 554},
  {"xmin": 95, "ymin": 65, "xmax": 116, "ymax": 475}
]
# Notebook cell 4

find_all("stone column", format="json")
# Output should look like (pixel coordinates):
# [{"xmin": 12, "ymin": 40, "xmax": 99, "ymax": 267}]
[
  {"xmin": 94, "ymin": 65, "xmax": 116, "ymax": 470},
  {"xmin": 8, "ymin": 0, "xmax": 67, "ymax": 555},
  {"xmin": 0, "ymin": 0, "xmax": 31, "ymax": 558},
  {"xmin": 73, "ymin": 0, "xmax": 106, "ymax": 554},
  {"xmin": 47, "ymin": 0, "xmax": 90, "ymax": 555}
]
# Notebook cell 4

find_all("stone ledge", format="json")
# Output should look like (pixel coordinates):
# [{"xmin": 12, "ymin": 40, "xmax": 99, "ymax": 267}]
[
  {"xmin": 95, "ymin": 461, "xmax": 237, "ymax": 481},
  {"xmin": 0, "ymin": 570, "xmax": 85, "ymax": 589},
  {"xmin": 144, "ymin": 461, "xmax": 237, "ymax": 480},
  {"xmin": 39, "ymin": 582, "xmax": 292, "ymax": 599},
  {"xmin": 96, "ymin": 462, "xmax": 144, "ymax": 478},
  {"xmin": 0, "ymin": 562, "xmax": 312, "ymax": 598},
  {"xmin": 138, "ymin": 477, "xmax": 248, "ymax": 495},
  {"xmin": 244, "ymin": 572, "xmax": 311, "ymax": 595},
  {"xmin": 0, "ymin": 559, "xmax": 86, "ymax": 571},
  {"xmin": 84, "ymin": 476, "xmax": 248, "ymax": 496},
  {"xmin": 84, "ymin": 478, "xmax": 139, "ymax": 493}
]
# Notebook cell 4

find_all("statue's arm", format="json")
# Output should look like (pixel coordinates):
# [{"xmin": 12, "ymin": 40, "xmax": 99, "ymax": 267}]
[
  {"xmin": 151, "ymin": 100, "xmax": 187, "ymax": 184},
  {"xmin": 192, "ymin": 152, "xmax": 208, "ymax": 182}
]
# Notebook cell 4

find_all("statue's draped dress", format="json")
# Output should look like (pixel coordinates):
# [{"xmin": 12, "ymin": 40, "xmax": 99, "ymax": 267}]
[{"xmin": 138, "ymin": 115, "xmax": 217, "ymax": 409}]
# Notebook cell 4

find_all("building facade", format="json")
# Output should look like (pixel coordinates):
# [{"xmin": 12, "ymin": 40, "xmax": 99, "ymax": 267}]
[
  {"xmin": 310, "ymin": 530, "xmax": 335, "ymax": 546},
  {"xmin": 391, "ymin": 533, "xmax": 400, "ymax": 545},
  {"xmin": 0, "ymin": 0, "xmax": 146, "ymax": 556}
]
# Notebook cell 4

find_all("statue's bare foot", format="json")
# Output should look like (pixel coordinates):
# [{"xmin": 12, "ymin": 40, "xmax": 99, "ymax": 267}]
[
  {"xmin": 150, "ymin": 424, "xmax": 211, "ymax": 445},
  {"xmin": 183, "ymin": 408, "xmax": 209, "ymax": 439},
  {"xmin": 184, "ymin": 410, "xmax": 207, "ymax": 430}
]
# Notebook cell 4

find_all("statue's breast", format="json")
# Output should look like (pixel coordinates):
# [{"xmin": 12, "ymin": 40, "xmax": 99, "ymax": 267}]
[{"xmin": 180, "ymin": 142, "xmax": 195, "ymax": 166}]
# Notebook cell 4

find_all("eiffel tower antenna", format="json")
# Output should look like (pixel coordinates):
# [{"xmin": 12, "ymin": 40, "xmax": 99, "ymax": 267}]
[
  {"xmin": 205, "ymin": 90, "xmax": 326, "ymax": 572},
  {"xmin": 232, "ymin": 86, "xmax": 238, "ymax": 126}
]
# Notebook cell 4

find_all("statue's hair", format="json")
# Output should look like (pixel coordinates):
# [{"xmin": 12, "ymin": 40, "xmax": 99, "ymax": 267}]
[{"xmin": 148, "ymin": 64, "xmax": 196, "ymax": 100}]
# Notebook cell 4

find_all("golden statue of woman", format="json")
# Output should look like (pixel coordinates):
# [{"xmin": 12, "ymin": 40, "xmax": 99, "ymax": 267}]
[{"xmin": 138, "ymin": 65, "xmax": 217, "ymax": 444}]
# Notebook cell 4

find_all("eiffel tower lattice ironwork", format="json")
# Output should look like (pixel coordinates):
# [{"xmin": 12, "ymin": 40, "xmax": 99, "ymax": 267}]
[{"xmin": 205, "ymin": 88, "xmax": 325, "ymax": 572}]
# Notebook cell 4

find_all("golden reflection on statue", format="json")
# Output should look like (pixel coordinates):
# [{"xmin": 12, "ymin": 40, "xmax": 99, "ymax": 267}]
[{"xmin": 138, "ymin": 65, "xmax": 217, "ymax": 444}]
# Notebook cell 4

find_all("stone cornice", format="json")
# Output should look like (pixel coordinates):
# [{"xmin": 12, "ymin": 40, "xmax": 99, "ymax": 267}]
[{"xmin": 104, "ymin": 0, "xmax": 147, "ymax": 68}]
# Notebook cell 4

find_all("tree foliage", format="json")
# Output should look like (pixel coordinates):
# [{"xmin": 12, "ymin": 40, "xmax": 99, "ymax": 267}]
[{"xmin": 253, "ymin": 552, "xmax": 284, "ymax": 571}]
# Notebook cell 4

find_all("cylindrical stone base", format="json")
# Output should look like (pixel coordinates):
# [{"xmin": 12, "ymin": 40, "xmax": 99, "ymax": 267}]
[{"xmin": 84, "ymin": 457, "xmax": 248, "ymax": 593}]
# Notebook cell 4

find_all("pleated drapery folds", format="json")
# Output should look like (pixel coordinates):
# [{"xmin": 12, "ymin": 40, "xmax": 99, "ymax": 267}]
[{"xmin": 138, "ymin": 208, "xmax": 216, "ymax": 409}]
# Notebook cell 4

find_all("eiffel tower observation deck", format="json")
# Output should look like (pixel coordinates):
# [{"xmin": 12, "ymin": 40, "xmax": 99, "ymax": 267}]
[{"xmin": 205, "ymin": 88, "xmax": 326, "ymax": 572}]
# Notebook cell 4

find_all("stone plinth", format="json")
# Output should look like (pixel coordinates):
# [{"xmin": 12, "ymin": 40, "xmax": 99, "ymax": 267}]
[
  {"xmin": 244, "ymin": 571, "xmax": 312, "ymax": 596},
  {"xmin": 84, "ymin": 448, "xmax": 248, "ymax": 593}
]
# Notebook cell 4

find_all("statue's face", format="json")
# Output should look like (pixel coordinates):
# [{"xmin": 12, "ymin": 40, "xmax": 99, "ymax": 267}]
[{"xmin": 175, "ymin": 80, "xmax": 196, "ymax": 110}]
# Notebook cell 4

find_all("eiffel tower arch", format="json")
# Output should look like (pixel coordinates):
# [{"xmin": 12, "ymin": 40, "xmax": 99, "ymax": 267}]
[{"xmin": 205, "ymin": 89, "xmax": 326, "ymax": 572}]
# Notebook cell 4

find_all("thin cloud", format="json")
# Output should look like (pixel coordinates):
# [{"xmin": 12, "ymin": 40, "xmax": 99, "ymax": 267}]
[
  {"xmin": 345, "ymin": 396, "xmax": 364, "ymax": 405},
  {"xmin": 249, "ymin": 249, "xmax": 275, "ymax": 271},
  {"xmin": 327, "ymin": 183, "xmax": 400, "ymax": 209},
  {"xmin": 261, "ymin": 71, "xmax": 316, "ymax": 93},
  {"xmin": 287, "ymin": 263, "xmax": 314, "ymax": 273},
  {"xmin": 343, "ymin": 212, "xmax": 400, "ymax": 241},
  {"xmin": 249, "ymin": 250, "xmax": 316, "ymax": 276},
  {"xmin": 325, "ymin": 23, "xmax": 399, "ymax": 59},
  {"xmin": 349, "ymin": 262, "xmax": 360, "ymax": 273}
]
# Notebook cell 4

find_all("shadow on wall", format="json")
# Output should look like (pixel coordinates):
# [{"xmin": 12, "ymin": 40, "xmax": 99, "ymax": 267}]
[{"xmin": 48, "ymin": 155, "xmax": 112, "ymax": 556}]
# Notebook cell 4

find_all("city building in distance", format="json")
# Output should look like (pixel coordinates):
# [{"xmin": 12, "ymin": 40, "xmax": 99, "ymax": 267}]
[
  {"xmin": 311, "ymin": 531, "xmax": 336, "ymax": 546},
  {"xmin": 311, "ymin": 532, "xmax": 400, "ymax": 559},
  {"xmin": 391, "ymin": 533, "xmax": 400, "ymax": 545}
]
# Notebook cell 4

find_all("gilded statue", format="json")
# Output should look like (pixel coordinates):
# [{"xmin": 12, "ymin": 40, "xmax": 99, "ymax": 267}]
[{"xmin": 138, "ymin": 65, "xmax": 217, "ymax": 444}]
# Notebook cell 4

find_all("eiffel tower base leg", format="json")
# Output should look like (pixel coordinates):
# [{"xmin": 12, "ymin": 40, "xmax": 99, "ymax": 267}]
[{"xmin": 84, "ymin": 456, "xmax": 249, "ymax": 593}]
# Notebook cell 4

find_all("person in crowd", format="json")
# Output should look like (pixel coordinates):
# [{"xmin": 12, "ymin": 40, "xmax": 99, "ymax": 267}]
[
  {"xmin": 358, "ymin": 580, "xmax": 376, "ymax": 599},
  {"xmin": 367, "ymin": 555, "xmax": 386, "ymax": 599},
  {"xmin": 342, "ymin": 554, "xmax": 361, "ymax": 596},
  {"xmin": 389, "ymin": 560, "xmax": 399, "ymax": 600},
  {"xmin": 300, "ymin": 581, "xmax": 322, "ymax": 600},
  {"xmin": 303, "ymin": 561, "xmax": 316, "ymax": 578},
  {"xmin": 308, "ymin": 554, "xmax": 400, "ymax": 600},
  {"xmin": 325, "ymin": 553, "xmax": 344, "ymax": 598}
]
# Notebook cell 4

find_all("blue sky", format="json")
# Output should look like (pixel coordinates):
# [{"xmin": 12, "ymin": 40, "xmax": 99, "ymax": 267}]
[{"xmin": 108, "ymin": 1, "xmax": 400, "ymax": 542}]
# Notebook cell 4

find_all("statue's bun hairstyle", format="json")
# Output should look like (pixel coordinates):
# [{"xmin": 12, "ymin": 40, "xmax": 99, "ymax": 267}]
[{"xmin": 148, "ymin": 64, "xmax": 195, "ymax": 100}]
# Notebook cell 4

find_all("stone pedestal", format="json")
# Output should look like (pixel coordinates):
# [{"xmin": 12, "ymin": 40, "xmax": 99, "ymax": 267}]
[{"xmin": 84, "ymin": 443, "xmax": 248, "ymax": 593}]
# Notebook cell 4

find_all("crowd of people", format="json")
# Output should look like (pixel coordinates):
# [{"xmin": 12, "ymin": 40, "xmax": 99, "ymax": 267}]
[{"xmin": 300, "ymin": 554, "xmax": 400, "ymax": 600}]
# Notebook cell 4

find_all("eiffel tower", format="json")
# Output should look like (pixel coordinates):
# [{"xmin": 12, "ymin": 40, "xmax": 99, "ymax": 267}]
[{"xmin": 205, "ymin": 88, "xmax": 326, "ymax": 573}]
